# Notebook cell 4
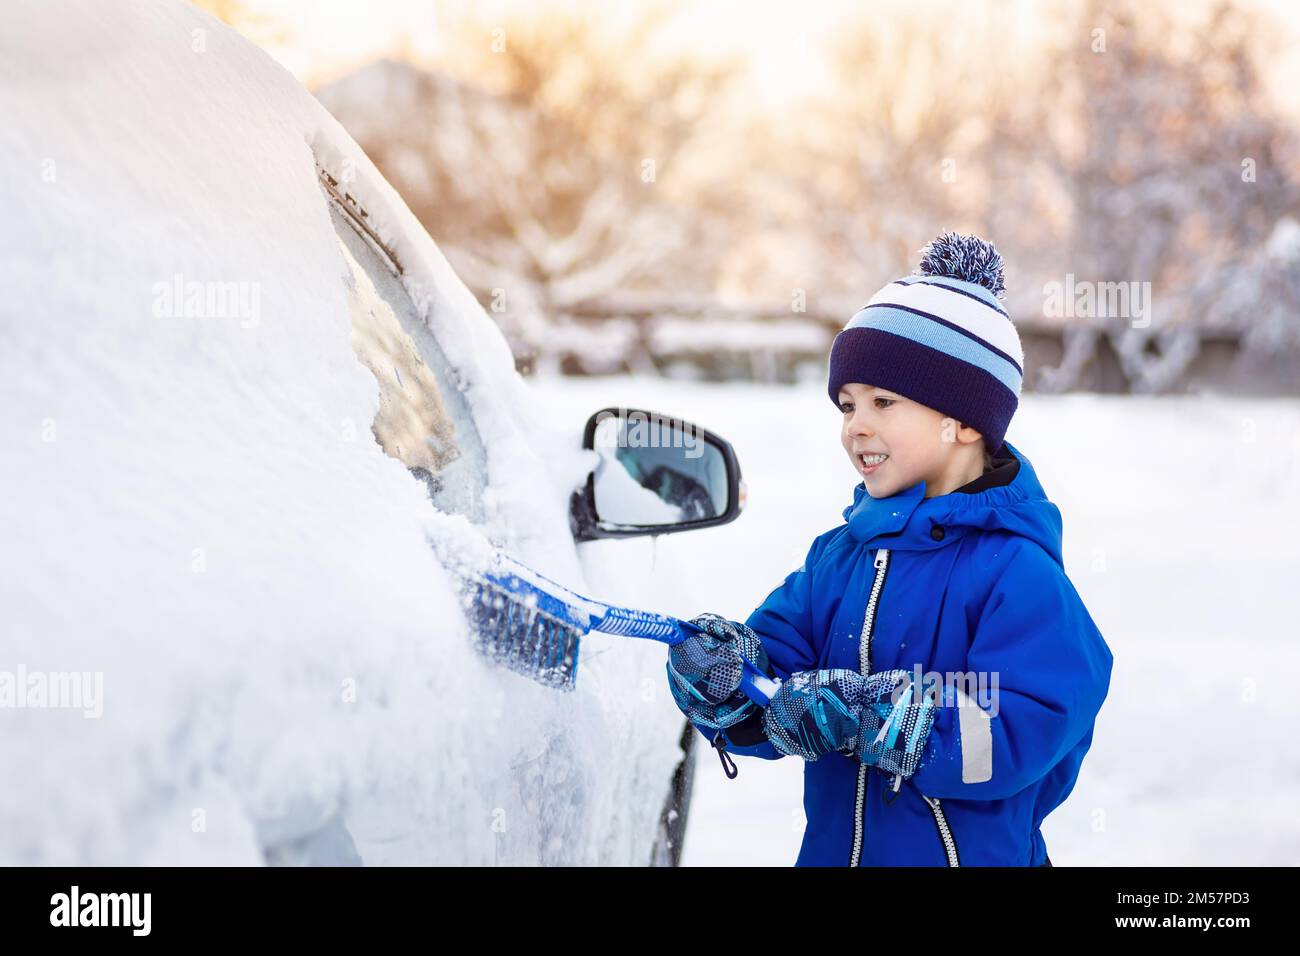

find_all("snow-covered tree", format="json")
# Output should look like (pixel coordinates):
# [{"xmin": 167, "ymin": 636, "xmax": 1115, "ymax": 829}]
[
  {"xmin": 317, "ymin": 6, "xmax": 742, "ymax": 375},
  {"xmin": 1007, "ymin": 0, "xmax": 1300, "ymax": 392}
]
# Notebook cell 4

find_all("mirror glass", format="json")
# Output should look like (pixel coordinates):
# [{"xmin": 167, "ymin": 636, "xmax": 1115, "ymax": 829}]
[{"xmin": 591, "ymin": 412, "xmax": 729, "ymax": 528}]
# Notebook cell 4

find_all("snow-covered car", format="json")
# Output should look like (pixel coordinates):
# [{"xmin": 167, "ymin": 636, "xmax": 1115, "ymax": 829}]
[{"xmin": 0, "ymin": 0, "xmax": 746, "ymax": 865}]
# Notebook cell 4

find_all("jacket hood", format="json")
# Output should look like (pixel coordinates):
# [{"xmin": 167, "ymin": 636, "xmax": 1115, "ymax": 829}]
[{"xmin": 840, "ymin": 440, "xmax": 1064, "ymax": 565}]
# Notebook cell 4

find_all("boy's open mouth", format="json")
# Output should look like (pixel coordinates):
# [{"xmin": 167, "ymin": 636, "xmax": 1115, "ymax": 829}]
[{"xmin": 859, "ymin": 452, "xmax": 888, "ymax": 475}]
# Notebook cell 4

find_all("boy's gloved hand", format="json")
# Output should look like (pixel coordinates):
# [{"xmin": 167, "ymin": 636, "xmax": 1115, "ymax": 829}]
[
  {"xmin": 763, "ymin": 668, "xmax": 938, "ymax": 779},
  {"xmin": 854, "ymin": 670, "xmax": 938, "ymax": 780},
  {"xmin": 666, "ymin": 613, "xmax": 771, "ymax": 732},
  {"xmin": 761, "ymin": 668, "xmax": 867, "ymax": 759}
]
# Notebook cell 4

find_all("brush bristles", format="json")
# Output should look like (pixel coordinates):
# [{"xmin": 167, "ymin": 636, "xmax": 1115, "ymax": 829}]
[{"xmin": 462, "ymin": 579, "xmax": 581, "ymax": 691}]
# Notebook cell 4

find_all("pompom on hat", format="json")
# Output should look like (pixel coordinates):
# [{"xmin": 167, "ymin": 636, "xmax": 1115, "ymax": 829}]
[{"xmin": 827, "ymin": 232, "xmax": 1023, "ymax": 452}]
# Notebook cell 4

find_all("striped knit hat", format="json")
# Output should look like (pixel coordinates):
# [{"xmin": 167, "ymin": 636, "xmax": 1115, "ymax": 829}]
[{"xmin": 827, "ymin": 232, "xmax": 1023, "ymax": 452}]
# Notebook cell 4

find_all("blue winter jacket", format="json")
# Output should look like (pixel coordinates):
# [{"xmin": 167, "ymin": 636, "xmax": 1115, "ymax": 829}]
[{"xmin": 694, "ymin": 440, "xmax": 1113, "ymax": 866}]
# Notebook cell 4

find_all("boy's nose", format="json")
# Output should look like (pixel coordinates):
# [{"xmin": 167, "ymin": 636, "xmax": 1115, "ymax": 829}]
[{"xmin": 848, "ymin": 415, "xmax": 874, "ymax": 436}]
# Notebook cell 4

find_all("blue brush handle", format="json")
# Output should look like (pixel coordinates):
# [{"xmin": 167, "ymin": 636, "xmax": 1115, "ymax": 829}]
[
  {"xmin": 591, "ymin": 604, "xmax": 682, "ymax": 641},
  {"xmin": 479, "ymin": 552, "xmax": 780, "ymax": 706},
  {"xmin": 593, "ymin": 606, "xmax": 779, "ymax": 707}
]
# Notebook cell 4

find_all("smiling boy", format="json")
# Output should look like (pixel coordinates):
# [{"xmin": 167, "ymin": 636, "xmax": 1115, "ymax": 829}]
[
  {"xmin": 667, "ymin": 233, "xmax": 1114, "ymax": 866},
  {"xmin": 837, "ymin": 382, "xmax": 992, "ymax": 499}
]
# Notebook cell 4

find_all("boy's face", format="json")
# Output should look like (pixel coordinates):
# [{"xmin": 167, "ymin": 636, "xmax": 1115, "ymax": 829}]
[{"xmin": 837, "ymin": 382, "xmax": 984, "ymax": 498}]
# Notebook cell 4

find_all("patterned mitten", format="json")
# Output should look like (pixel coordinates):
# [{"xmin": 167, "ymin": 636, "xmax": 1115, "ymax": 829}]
[
  {"xmin": 666, "ymin": 613, "xmax": 771, "ymax": 732},
  {"xmin": 762, "ymin": 668, "xmax": 867, "ymax": 760},
  {"xmin": 855, "ymin": 669, "xmax": 939, "ymax": 780}
]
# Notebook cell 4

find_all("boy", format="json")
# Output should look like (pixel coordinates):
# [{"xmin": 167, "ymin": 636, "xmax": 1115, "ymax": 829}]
[{"xmin": 667, "ymin": 233, "xmax": 1113, "ymax": 866}]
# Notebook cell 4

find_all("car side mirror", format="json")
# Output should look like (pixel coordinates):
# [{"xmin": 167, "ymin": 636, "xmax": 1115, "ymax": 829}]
[{"xmin": 569, "ymin": 406, "xmax": 746, "ymax": 542}]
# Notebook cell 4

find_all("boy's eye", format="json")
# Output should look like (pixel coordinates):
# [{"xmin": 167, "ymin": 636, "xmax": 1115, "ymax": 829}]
[{"xmin": 839, "ymin": 398, "xmax": 894, "ymax": 412}]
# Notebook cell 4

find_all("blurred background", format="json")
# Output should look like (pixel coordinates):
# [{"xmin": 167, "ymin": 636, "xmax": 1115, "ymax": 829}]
[
  {"xmin": 200, "ymin": 0, "xmax": 1300, "ymax": 394},
  {"xmin": 194, "ymin": 0, "xmax": 1300, "ymax": 866}
]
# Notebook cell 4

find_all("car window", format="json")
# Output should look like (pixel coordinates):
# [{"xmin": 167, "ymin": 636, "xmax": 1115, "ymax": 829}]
[{"xmin": 328, "ymin": 200, "xmax": 488, "ymax": 522}]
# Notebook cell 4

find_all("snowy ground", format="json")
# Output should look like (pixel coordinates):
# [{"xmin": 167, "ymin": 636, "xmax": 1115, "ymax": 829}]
[{"xmin": 531, "ymin": 374, "xmax": 1300, "ymax": 866}]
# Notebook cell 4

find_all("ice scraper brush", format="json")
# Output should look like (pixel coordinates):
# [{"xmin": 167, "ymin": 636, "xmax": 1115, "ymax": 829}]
[{"xmin": 444, "ymin": 546, "xmax": 779, "ymax": 701}]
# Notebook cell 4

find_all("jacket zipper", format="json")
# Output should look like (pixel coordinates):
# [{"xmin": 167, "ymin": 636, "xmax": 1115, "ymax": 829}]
[
  {"xmin": 847, "ymin": 546, "xmax": 960, "ymax": 868},
  {"xmin": 921, "ymin": 794, "xmax": 960, "ymax": 866},
  {"xmin": 849, "ymin": 548, "xmax": 890, "ymax": 867}
]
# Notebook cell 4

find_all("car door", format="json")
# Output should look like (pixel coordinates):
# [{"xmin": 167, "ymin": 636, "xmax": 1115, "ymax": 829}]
[{"xmin": 317, "ymin": 169, "xmax": 694, "ymax": 865}]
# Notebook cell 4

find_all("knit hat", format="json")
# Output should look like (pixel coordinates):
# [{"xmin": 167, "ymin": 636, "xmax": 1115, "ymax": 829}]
[{"xmin": 827, "ymin": 232, "xmax": 1023, "ymax": 452}]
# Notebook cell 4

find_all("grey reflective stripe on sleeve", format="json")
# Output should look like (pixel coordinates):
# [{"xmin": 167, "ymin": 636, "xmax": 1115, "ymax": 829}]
[{"xmin": 955, "ymin": 686, "xmax": 993, "ymax": 783}]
